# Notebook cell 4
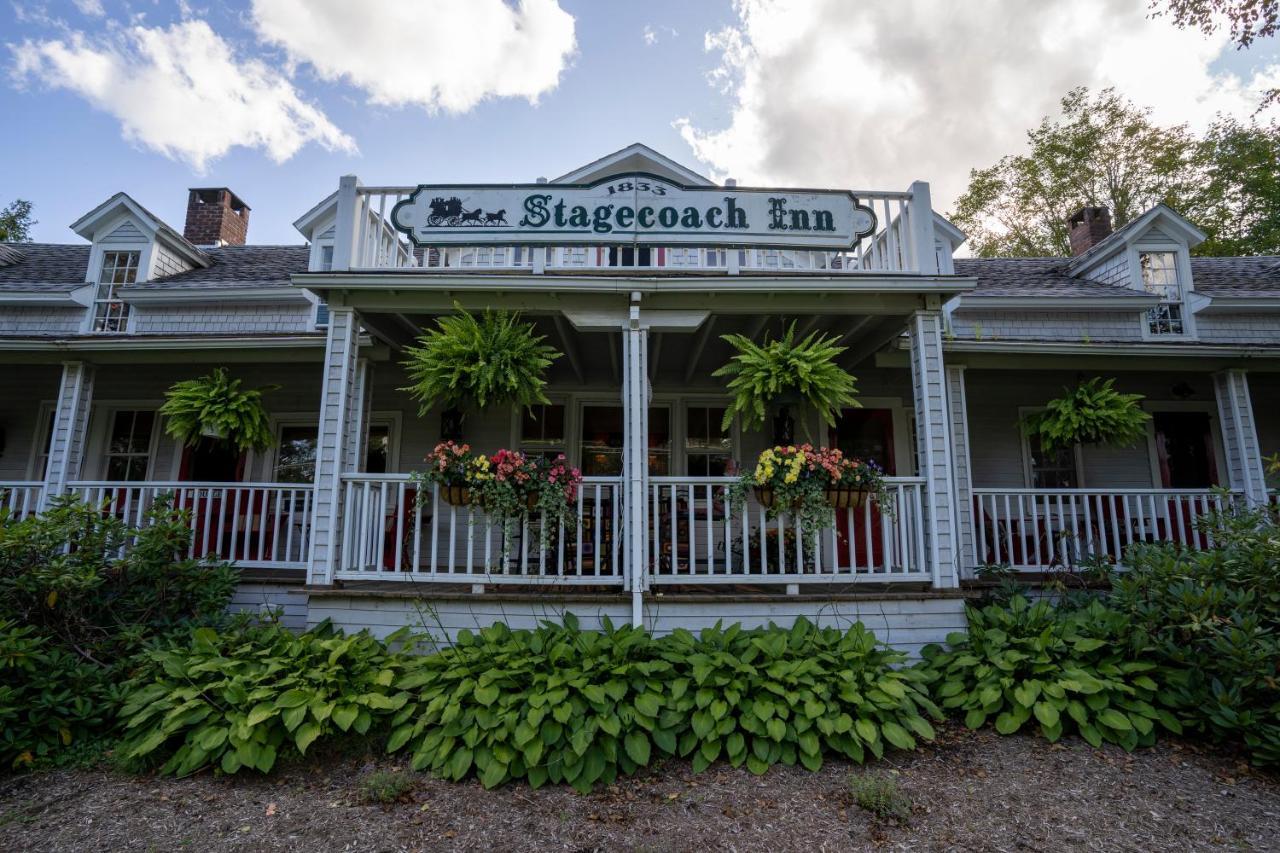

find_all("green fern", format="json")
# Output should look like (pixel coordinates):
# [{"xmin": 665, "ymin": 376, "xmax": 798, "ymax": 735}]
[
  {"xmin": 400, "ymin": 303, "xmax": 561, "ymax": 415},
  {"xmin": 713, "ymin": 321, "xmax": 860, "ymax": 433},
  {"xmin": 1022, "ymin": 377, "xmax": 1150, "ymax": 452},
  {"xmin": 160, "ymin": 368, "xmax": 276, "ymax": 452}
]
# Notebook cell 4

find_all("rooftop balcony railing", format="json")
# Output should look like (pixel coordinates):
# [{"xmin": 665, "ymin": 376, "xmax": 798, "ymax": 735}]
[{"xmin": 332, "ymin": 183, "xmax": 938, "ymax": 275}]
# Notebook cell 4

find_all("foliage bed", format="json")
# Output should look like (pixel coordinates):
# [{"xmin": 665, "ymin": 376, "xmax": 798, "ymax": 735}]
[{"xmin": 0, "ymin": 498, "xmax": 236, "ymax": 768}]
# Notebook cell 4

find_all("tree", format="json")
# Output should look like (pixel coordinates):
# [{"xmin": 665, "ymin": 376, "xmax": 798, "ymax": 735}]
[
  {"xmin": 950, "ymin": 88, "xmax": 1199, "ymax": 257},
  {"xmin": 1195, "ymin": 117, "xmax": 1280, "ymax": 256},
  {"xmin": 0, "ymin": 199, "xmax": 36, "ymax": 242}
]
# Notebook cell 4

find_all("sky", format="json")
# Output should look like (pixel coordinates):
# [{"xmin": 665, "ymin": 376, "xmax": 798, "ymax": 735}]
[{"xmin": 4, "ymin": 0, "xmax": 1280, "ymax": 245}]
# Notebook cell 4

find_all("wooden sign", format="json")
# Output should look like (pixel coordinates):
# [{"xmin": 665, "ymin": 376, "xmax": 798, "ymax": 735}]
[{"xmin": 390, "ymin": 173, "xmax": 877, "ymax": 249}]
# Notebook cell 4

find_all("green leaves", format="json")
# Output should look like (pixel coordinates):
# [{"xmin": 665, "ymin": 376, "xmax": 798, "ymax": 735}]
[
  {"xmin": 1020, "ymin": 378, "xmax": 1150, "ymax": 453},
  {"xmin": 400, "ymin": 302, "xmax": 561, "ymax": 415},
  {"xmin": 160, "ymin": 367, "xmax": 277, "ymax": 452},
  {"xmin": 713, "ymin": 321, "xmax": 860, "ymax": 433},
  {"xmin": 920, "ymin": 596, "xmax": 1174, "ymax": 752},
  {"xmin": 117, "ymin": 623, "xmax": 422, "ymax": 776}
]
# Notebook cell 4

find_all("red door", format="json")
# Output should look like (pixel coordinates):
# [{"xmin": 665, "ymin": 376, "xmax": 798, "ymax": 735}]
[
  {"xmin": 829, "ymin": 409, "xmax": 896, "ymax": 569},
  {"xmin": 177, "ymin": 440, "xmax": 251, "ymax": 560}
]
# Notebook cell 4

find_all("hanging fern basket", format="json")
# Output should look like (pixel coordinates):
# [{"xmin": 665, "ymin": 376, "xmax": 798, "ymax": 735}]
[
  {"xmin": 1021, "ymin": 377, "xmax": 1151, "ymax": 453},
  {"xmin": 159, "ymin": 368, "xmax": 277, "ymax": 452},
  {"xmin": 400, "ymin": 303, "xmax": 561, "ymax": 418}
]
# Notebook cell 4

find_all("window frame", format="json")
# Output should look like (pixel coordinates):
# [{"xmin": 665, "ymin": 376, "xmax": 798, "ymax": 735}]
[
  {"xmin": 95, "ymin": 406, "xmax": 162, "ymax": 482},
  {"xmin": 1133, "ymin": 242, "xmax": 1196, "ymax": 341},
  {"xmin": 513, "ymin": 400, "xmax": 569, "ymax": 460},
  {"xmin": 26, "ymin": 402, "xmax": 56, "ymax": 481},
  {"xmin": 1018, "ymin": 406, "xmax": 1084, "ymax": 489},
  {"xmin": 87, "ymin": 248, "xmax": 145, "ymax": 334},
  {"xmin": 680, "ymin": 399, "xmax": 738, "ymax": 478}
]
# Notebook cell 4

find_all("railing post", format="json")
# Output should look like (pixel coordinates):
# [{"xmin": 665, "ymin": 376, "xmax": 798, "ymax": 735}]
[
  {"xmin": 621, "ymin": 293, "xmax": 649, "ymax": 627},
  {"xmin": 945, "ymin": 365, "xmax": 976, "ymax": 578},
  {"xmin": 1213, "ymin": 369, "xmax": 1268, "ymax": 506},
  {"xmin": 909, "ymin": 309, "xmax": 959, "ymax": 588},
  {"xmin": 40, "ymin": 361, "xmax": 96, "ymax": 510},
  {"xmin": 308, "ymin": 306, "xmax": 361, "ymax": 585},
  {"xmin": 908, "ymin": 181, "xmax": 939, "ymax": 276},
  {"xmin": 331, "ymin": 175, "xmax": 362, "ymax": 271}
]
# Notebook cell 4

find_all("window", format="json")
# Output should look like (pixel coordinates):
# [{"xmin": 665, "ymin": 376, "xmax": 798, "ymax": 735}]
[
  {"xmin": 313, "ymin": 301, "xmax": 330, "ymax": 329},
  {"xmin": 1026, "ymin": 434, "xmax": 1079, "ymax": 488},
  {"xmin": 92, "ymin": 251, "xmax": 139, "ymax": 332},
  {"xmin": 104, "ymin": 410, "xmax": 154, "ymax": 480},
  {"xmin": 520, "ymin": 404, "xmax": 566, "ymax": 460},
  {"xmin": 685, "ymin": 406, "xmax": 732, "ymax": 476},
  {"xmin": 579, "ymin": 405, "xmax": 670, "ymax": 476},
  {"xmin": 1140, "ymin": 251, "xmax": 1184, "ymax": 335},
  {"xmin": 31, "ymin": 407, "xmax": 55, "ymax": 480},
  {"xmin": 318, "ymin": 245, "xmax": 334, "ymax": 271},
  {"xmin": 274, "ymin": 425, "xmax": 318, "ymax": 483},
  {"xmin": 366, "ymin": 423, "xmax": 391, "ymax": 473}
]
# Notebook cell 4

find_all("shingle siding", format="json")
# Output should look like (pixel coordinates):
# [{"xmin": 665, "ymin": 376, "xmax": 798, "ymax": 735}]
[
  {"xmin": 1194, "ymin": 313, "xmax": 1280, "ymax": 344},
  {"xmin": 949, "ymin": 310, "xmax": 1143, "ymax": 342},
  {"xmin": 0, "ymin": 306, "xmax": 85, "ymax": 335},
  {"xmin": 132, "ymin": 302, "xmax": 313, "ymax": 334},
  {"xmin": 1083, "ymin": 251, "xmax": 1130, "ymax": 287}
]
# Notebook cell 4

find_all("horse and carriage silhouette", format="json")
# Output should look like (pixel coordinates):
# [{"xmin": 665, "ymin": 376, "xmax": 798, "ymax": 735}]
[{"xmin": 428, "ymin": 196, "xmax": 507, "ymax": 227}]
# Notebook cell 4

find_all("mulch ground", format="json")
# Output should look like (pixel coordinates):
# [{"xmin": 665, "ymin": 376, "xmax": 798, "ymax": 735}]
[{"xmin": 1, "ymin": 727, "xmax": 1277, "ymax": 852}]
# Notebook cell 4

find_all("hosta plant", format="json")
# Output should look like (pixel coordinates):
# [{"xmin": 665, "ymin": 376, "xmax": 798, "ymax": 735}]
[
  {"xmin": 921, "ymin": 596, "xmax": 1182, "ymax": 751},
  {"xmin": 400, "ymin": 303, "xmax": 561, "ymax": 415},
  {"xmin": 118, "ymin": 623, "xmax": 421, "ymax": 775},
  {"xmin": 387, "ymin": 616, "xmax": 938, "ymax": 792},
  {"xmin": 160, "ymin": 367, "xmax": 277, "ymax": 451},
  {"xmin": 1021, "ymin": 377, "xmax": 1150, "ymax": 453},
  {"xmin": 714, "ymin": 321, "xmax": 860, "ymax": 435}
]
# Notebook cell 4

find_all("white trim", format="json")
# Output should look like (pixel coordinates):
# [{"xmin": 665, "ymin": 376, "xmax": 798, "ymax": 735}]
[
  {"xmin": 25, "ymin": 401, "xmax": 56, "ymax": 481},
  {"xmin": 1135, "ymin": 243, "xmax": 1198, "ymax": 342},
  {"xmin": 85, "ymin": 401, "xmax": 164, "ymax": 481},
  {"xmin": 553, "ymin": 143, "xmax": 715, "ymax": 186},
  {"xmin": 940, "ymin": 339, "xmax": 1277, "ymax": 358},
  {"xmin": 956, "ymin": 295, "xmax": 1157, "ymax": 310},
  {"xmin": 118, "ymin": 286, "xmax": 311, "ymax": 305}
]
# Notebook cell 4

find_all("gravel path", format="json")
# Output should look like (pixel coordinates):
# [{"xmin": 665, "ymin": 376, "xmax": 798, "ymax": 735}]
[{"xmin": 1, "ymin": 728, "xmax": 1277, "ymax": 852}]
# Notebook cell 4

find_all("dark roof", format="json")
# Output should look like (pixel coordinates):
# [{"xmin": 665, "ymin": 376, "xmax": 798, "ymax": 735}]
[
  {"xmin": 0, "ymin": 243, "xmax": 90, "ymax": 293},
  {"xmin": 136, "ymin": 244, "xmax": 310, "ymax": 289},
  {"xmin": 954, "ymin": 257, "xmax": 1146, "ymax": 299},
  {"xmin": 1188, "ymin": 256, "xmax": 1280, "ymax": 298}
]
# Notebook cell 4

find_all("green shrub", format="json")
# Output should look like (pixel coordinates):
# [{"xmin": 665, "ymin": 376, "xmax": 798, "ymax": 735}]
[
  {"xmin": 0, "ymin": 621, "xmax": 118, "ymax": 768},
  {"xmin": 1110, "ymin": 508, "xmax": 1280, "ymax": 766},
  {"xmin": 921, "ymin": 596, "xmax": 1181, "ymax": 751},
  {"xmin": 117, "ymin": 623, "xmax": 421, "ymax": 776},
  {"xmin": 849, "ymin": 770, "xmax": 913, "ymax": 824},
  {"xmin": 388, "ymin": 616, "xmax": 938, "ymax": 792},
  {"xmin": 0, "ymin": 496, "xmax": 237, "ymax": 666},
  {"xmin": 356, "ymin": 769, "xmax": 417, "ymax": 805}
]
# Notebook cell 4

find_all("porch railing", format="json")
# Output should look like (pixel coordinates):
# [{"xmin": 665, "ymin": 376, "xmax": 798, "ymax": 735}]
[
  {"xmin": 66, "ymin": 481, "xmax": 314, "ymax": 569},
  {"xmin": 0, "ymin": 481, "xmax": 44, "ymax": 521},
  {"xmin": 336, "ymin": 474, "xmax": 625, "ymax": 585},
  {"xmin": 345, "ymin": 185, "xmax": 929, "ymax": 274},
  {"xmin": 970, "ymin": 488, "xmax": 1241, "ymax": 572},
  {"xmin": 647, "ymin": 476, "xmax": 930, "ymax": 584}
]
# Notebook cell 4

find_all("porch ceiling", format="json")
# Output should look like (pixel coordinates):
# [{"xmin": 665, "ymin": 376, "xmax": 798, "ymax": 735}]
[{"xmin": 358, "ymin": 308, "xmax": 909, "ymax": 388}]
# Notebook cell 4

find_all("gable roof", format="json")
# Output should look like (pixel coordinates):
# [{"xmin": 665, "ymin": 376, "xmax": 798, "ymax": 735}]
[
  {"xmin": 553, "ymin": 143, "xmax": 715, "ymax": 186},
  {"xmin": 0, "ymin": 243, "xmax": 90, "ymax": 293},
  {"xmin": 954, "ymin": 257, "xmax": 1153, "ymax": 300},
  {"xmin": 1065, "ymin": 204, "xmax": 1206, "ymax": 276},
  {"xmin": 1188, "ymin": 256, "xmax": 1280, "ymax": 298},
  {"xmin": 69, "ymin": 192, "xmax": 210, "ymax": 269}
]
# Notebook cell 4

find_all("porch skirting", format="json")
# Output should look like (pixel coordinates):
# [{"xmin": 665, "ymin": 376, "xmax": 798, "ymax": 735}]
[{"xmin": 301, "ymin": 586, "xmax": 970, "ymax": 658}]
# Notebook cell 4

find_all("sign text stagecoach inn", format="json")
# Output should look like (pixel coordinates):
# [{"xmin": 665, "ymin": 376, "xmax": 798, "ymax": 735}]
[{"xmin": 0, "ymin": 143, "xmax": 1277, "ymax": 645}]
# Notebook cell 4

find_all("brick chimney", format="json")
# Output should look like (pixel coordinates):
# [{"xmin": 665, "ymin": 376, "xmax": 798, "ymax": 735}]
[
  {"xmin": 1067, "ymin": 206, "xmax": 1112, "ymax": 256},
  {"xmin": 183, "ymin": 188, "xmax": 249, "ymax": 246}
]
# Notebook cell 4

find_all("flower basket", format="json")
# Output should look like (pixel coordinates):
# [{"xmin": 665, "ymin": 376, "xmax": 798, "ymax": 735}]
[
  {"xmin": 525, "ymin": 493, "xmax": 541, "ymax": 512},
  {"xmin": 753, "ymin": 486, "xmax": 775, "ymax": 508},
  {"xmin": 825, "ymin": 486, "xmax": 868, "ymax": 509},
  {"xmin": 441, "ymin": 484, "xmax": 472, "ymax": 506}
]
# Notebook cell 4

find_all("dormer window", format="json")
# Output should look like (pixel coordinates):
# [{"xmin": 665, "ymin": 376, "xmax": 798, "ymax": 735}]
[
  {"xmin": 1140, "ymin": 251, "xmax": 1184, "ymax": 335},
  {"xmin": 92, "ymin": 250, "xmax": 139, "ymax": 332}
]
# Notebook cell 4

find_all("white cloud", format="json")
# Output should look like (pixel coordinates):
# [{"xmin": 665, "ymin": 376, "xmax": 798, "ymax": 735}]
[
  {"xmin": 677, "ymin": 0, "xmax": 1280, "ymax": 216},
  {"xmin": 643, "ymin": 24, "xmax": 677, "ymax": 46},
  {"xmin": 9, "ymin": 20, "xmax": 355, "ymax": 171},
  {"xmin": 250, "ymin": 0, "xmax": 577, "ymax": 113},
  {"xmin": 644, "ymin": 25, "xmax": 658, "ymax": 46},
  {"xmin": 72, "ymin": 0, "xmax": 105, "ymax": 16}
]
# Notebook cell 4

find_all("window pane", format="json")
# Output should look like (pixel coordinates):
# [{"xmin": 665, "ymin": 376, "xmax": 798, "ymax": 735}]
[
  {"xmin": 580, "ymin": 405, "xmax": 668, "ymax": 475},
  {"xmin": 365, "ymin": 424, "xmax": 390, "ymax": 474},
  {"xmin": 1029, "ymin": 435, "xmax": 1077, "ymax": 489},
  {"xmin": 275, "ymin": 426, "xmax": 318, "ymax": 483},
  {"xmin": 521, "ymin": 404, "xmax": 565, "ymax": 446}
]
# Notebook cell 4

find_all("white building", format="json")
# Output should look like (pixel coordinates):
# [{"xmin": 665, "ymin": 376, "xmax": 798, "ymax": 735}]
[{"xmin": 1, "ymin": 144, "xmax": 1277, "ymax": 652}]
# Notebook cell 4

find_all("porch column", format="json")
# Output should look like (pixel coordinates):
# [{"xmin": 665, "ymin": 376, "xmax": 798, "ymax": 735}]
[
  {"xmin": 945, "ymin": 364, "xmax": 976, "ymax": 578},
  {"xmin": 308, "ymin": 307, "xmax": 362, "ymax": 585},
  {"xmin": 1213, "ymin": 368, "xmax": 1268, "ymax": 505},
  {"xmin": 909, "ymin": 310, "xmax": 960, "ymax": 588},
  {"xmin": 40, "ymin": 360, "xmax": 95, "ymax": 508},
  {"xmin": 342, "ymin": 359, "xmax": 373, "ymax": 474},
  {"xmin": 621, "ymin": 297, "xmax": 649, "ymax": 627}
]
